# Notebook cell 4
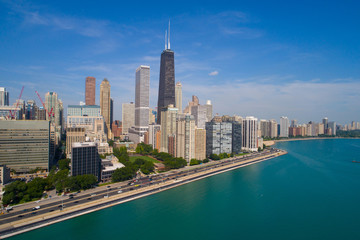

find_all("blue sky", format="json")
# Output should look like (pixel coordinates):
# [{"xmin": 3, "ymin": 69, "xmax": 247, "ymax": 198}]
[{"xmin": 0, "ymin": 0, "xmax": 359, "ymax": 124}]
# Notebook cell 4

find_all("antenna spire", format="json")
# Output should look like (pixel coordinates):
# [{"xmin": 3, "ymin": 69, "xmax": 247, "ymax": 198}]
[
  {"xmin": 168, "ymin": 19, "xmax": 170, "ymax": 49},
  {"xmin": 165, "ymin": 30, "xmax": 167, "ymax": 50}
]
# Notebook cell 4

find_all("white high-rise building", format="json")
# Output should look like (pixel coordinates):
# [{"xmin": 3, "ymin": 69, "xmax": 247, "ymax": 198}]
[
  {"xmin": 122, "ymin": 102, "xmax": 135, "ymax": 135},
  {"xmin": 176, "ymin": 114, "xmax": 195, "ymax": 162},
  {"xmin": 160, "ymin": 104, "xmax": 178, "ymax": 153},
  {"xmin": 129, "ymin": 65, "xmax": 150, "ymax": 144},
  {"xmin": 175, "ymin": 82, "xmax": 182, "ymax": 113},
  {"xmin": 242, "ymin": 116, "xmax": 258, "ymax": 152},
  {"xmin": 280, "ymin": 116, "xmax": 290, "ymax": 137}
]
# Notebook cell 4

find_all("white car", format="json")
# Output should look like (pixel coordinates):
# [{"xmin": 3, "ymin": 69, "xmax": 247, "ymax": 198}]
[{"xmin": 117, "ymin": 190, "xmax": 123, "ymax": 193}]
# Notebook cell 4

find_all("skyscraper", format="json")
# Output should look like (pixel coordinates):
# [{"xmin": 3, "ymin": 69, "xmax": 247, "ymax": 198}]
[
  {"xmin": 110, "ymin": 98, "xmax": 113, "ymax": 130},
  {"xmin": 242, "ymin": 116, "xmax": 258, "ymax": 152},
  {"xmin": 175, "ymin": 82, "xmax": 182, "ymax": 113},
  {"xmin": 280, "ymin": 116, "xmax": 290, "ymax": 137},
  {"xmin": 85, "ymin": 77, "xmax": 96, "ymax": 105},
  {"xmin": 157, "ymin": 22, "xmax": 175, "ymax": 124},
  {"xmin": 160, "ymin": 104, "xmax": 178, "ymax": 153},
  {"xmin": 176, "ymin": 114, "xmax": 195, "ymax": 162},
  {"xmin": 0, "ymin": 87, "xmax": 9, "ymax": 106},
  {"xmin": 122, "ymin": 102, "xmax": 135, "ymax": 135},
  {"xmin": 100, "ymin": 79, "xmax": 111, "ymax": 139},
  {"xmin": 129, "ymin": 65, "xmax": 150, "ymax": 143}
]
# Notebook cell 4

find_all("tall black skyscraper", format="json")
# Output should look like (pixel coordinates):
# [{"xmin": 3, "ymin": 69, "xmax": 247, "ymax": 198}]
[{"xmin": 157, "ymin": 21, "xmax": 175, "ymax": 124}]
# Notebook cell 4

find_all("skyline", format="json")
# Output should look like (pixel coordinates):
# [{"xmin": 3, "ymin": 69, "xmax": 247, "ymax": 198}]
[{"xmin": 0, "ymin": 0, "xmax": 359, "ymax": 124}]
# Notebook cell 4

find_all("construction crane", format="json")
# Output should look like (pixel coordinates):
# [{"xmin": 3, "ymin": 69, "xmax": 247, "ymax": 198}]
[
  {"xmin": 8, "ymin": 86, "xmax": 24, "ymax": 119},
  {"xmin": 35, "ymin": 90, "xmax": 54, "ymax": 120}
]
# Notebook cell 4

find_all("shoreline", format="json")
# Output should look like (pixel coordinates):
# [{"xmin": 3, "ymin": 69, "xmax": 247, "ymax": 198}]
[
  {"xmin": 264, "ymin": 137, "xmax": 359, "ymax": 146},
  {"xmin": 0, "ymin": 150, "xmax": 287, "ymax": 239}
]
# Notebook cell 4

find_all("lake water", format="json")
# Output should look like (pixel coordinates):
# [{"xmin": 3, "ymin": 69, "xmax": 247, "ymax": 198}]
[{"xmin": 8, "ymin": 139, "xmax": 360, "ymax": 240}]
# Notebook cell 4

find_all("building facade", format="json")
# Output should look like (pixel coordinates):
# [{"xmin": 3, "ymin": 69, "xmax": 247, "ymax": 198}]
[
  {"xmin": 175, "ymin": 82, "xmax": 182, "ymax": 113},
  {"xmin": 66, "ymin": 127, "xmax": 86, "ymax": 158},
  {"xmin": 176, "ymin": 114, "xmax": 195, "ymax": 162},
  {"xmin": 0, "ymin": 87, "xmax": 9, "ymax": 106},
  {"xmin": 157, "ymin": 48, "xmax": 175, "ymax": 124},
  {"xmin": 280, "ymin": 116, "xmax": 290, "ymax": 137},
  {"xmin": 85, "ymin": 76, "xmax": 96, "ymax": 105},
  {"xmin": 242, "ymin": 116, "xmax": 258, "ymax": 152},
  {"xmin": 129, "ymin": 65, "xmax": 150, "ymax": 144},
  {"xmin": 206, "ymin": 121, "xmax": 232, "ymax": 156},
  {"xmin": 0, "ymin": 120, "xmax": 50, "ymax": 172},
  {"xmin": 71, "ymin": 142, "xmax": 101, "ymax": 181},
  {"xmin": 100, "ymin": 79, "xmax": 111, "ymax": 139},
  {"xmin": 67, "ymin": 105, "xmax": 101, "ymax": 117},
  {"xmin": 122, "ymin": 102, "xmax": 135, "ymax": 135},
  {"xmin": 160, "ymin": 105, "xmax": 178, "ymax": 153}
]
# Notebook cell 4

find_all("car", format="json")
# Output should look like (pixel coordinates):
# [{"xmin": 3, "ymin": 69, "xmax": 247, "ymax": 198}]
[
  {"xmin": 49, "ymin": 209, "xmax": 55, "ymax": 212},
  {"xmin": 69, "ymin": 196, "xmax": 74, "ymax": 199},
  {"xmin": 5, "ymin": 206, "xmax": 13, "ymax": 211},
  {"xmin": 18, "ymin": 215, "xmax": 24, "ymax": 218},
  {"xmin": 130, "ymin": 183, "xmax": 134, "ymax": 186},
  {"xmin": 35, "ymin": 200, "xmax": 40, "ymax": 203},
  {"xmin": 104, "ymin": 195, "xmax": 109, "ymax": 198},
  {"xmin": 33, "ymin": 206, "xmax": 41, "ymax": 210},
  {"xmin": 31, "ymin": 212, "xmax": 37, "ymax": 215},
  {"xmin": 90, "ymin": 194, "xmax": 96, "ymax": 196},
  {"xmin": 74, "ymin": 201, "xmax": 79, "ymax": 203},
  {"xmin": 87, "ymin": 198, "xmax": 92, "ymax": 200},
  {"xmin": 135, "ymin": 185, "xmax": 140, "ymax": 187},
  {"xmin": 117, "ymin": 190, "xmax": 123, "ymax": 193},
  {"xmin": 22, "ymin": 209, "xmax": 29, "ymax": 212}
]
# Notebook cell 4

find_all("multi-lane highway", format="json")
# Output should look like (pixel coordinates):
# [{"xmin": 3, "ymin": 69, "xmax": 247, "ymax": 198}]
[{"xmin": 0, "ymin": 148, "xmax": 286, "ymax": 237}]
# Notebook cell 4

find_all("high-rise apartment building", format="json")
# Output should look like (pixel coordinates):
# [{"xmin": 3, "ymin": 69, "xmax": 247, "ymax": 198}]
[
  {"xmin": 148, "ymin": 124, "xmax": 161, "ymax": 149},
  {"xmin": 129, "ymin": 66, "xmax": 150, "ymax": 144},
  {"xmin": 71, "ymin": 142, "xmax": 101, "ymax": 181},
  {"xmin": 0, "ymin": 87, "xmax": 9, "ymax": 106},
  {"xmin": 85, "ymin": 77, "xmax": 96, "ymax": 105},
  {"xmin": 157, "ymin": 24, "xmax": 175, "ymax": 124},
  {"xmin": 242, "ymin": 116, "xmax": 258, "ymax": 152},
  {"xmin": 100, "ymin": 79, "xmax": 111, "ymax": 139},
  {"xmin": 280, "ymin": 116, "xmax": 290, "ymax": 137},
  {"xmin": 204, "ymin": 100, "xmax": 213, "ymax": 122},
  {"xmin": 0, "ymin": 120, "xmax": 50, "ymax": 172},
  {"xmin": 206, "ymin": 120, "xmax": 232, "ymax": 156},
  {"xmin": 66, "ymin": 127, "xmax": 86, "ymax": 158},
  {"xmin": 122, "ymin": 102, "xmax": 135, "ymax": 135},
  {"xmin": 160, "ymin": 104, "xmax": 178, "ymax": 153},
  {"xmin": 175, "ymin": 82, "xmax": 182, "ymax": 113},
  {"xmin": 176, "ymin": 114, "xmax": 195, "ymax": 162},
  {"xmin": 194, "ymin": 128, "xmax": 206, "ymax": 160},
  {"xmin": 328, "ymin": 121, "xmax": 336, "ymax": 135},
  {"xmin": 191, "ymin": 105, "xmax": 208, "ymax": 129}
]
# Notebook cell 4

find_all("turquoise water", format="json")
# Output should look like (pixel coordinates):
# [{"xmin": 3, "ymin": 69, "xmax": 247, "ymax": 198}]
[{"xmin": 8, "ymin": 139, "xmax": 360, "ymax": 240}]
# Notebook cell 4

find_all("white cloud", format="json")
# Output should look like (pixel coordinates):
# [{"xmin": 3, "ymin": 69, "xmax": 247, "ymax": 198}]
[
  {"xmin": 182, "ymin": 78, "xmax": 360, "ymax": 124},
  {"xmin": 209, "ymin": 71, "xmax": 219, "ymax": 76}
]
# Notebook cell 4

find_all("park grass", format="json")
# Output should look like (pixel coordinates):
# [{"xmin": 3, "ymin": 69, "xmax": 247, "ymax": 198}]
[{"xmin": 129, "ymin": 155, "xmax": 160, "ymax": 163}]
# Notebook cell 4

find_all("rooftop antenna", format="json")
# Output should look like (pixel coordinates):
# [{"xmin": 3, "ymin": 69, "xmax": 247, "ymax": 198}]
[
  {"xmin": 168, "ymin": 19, "xmax": 170, "ymax": 49},
  {"xmin": 165, "ymin": 30, "xmax": 167, "ymax": 50}
]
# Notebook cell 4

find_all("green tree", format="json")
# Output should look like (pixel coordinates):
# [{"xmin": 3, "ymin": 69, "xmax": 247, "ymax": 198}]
[
  {"xmin": 112, "ymin": 166, "xmax": 137, "ymax": 182},
  {"xmin": 203, "ymin": 158, "xmax": 209, "ymax": 163},
  {"xmin": 140, "ymin": 161, "xmax": 155, "ymax": 175},
  {"xmin": 26, "ymin": 177, "xmax": 47, "ymax": 200},
  {"xmin": 2, "ymin": 181, "xmax": 27, "ymax": 205},
  {"xmin": 209, "ymin": 154, "xmax": 220, "ymax": 160},
  {"xmin": 114, "ymin": 146, "xmax": 130, "ymax": 164},
  {"xmin": 190, "ymin": 159, "xmax": 201, "ymax": 166},
  {"xmin": 58, "ymin": 159, "xmax": 70, "ymax": 170},
  {"xmin": 135, "ymin": 142, "xmax": 153, "ymax": 155}
]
